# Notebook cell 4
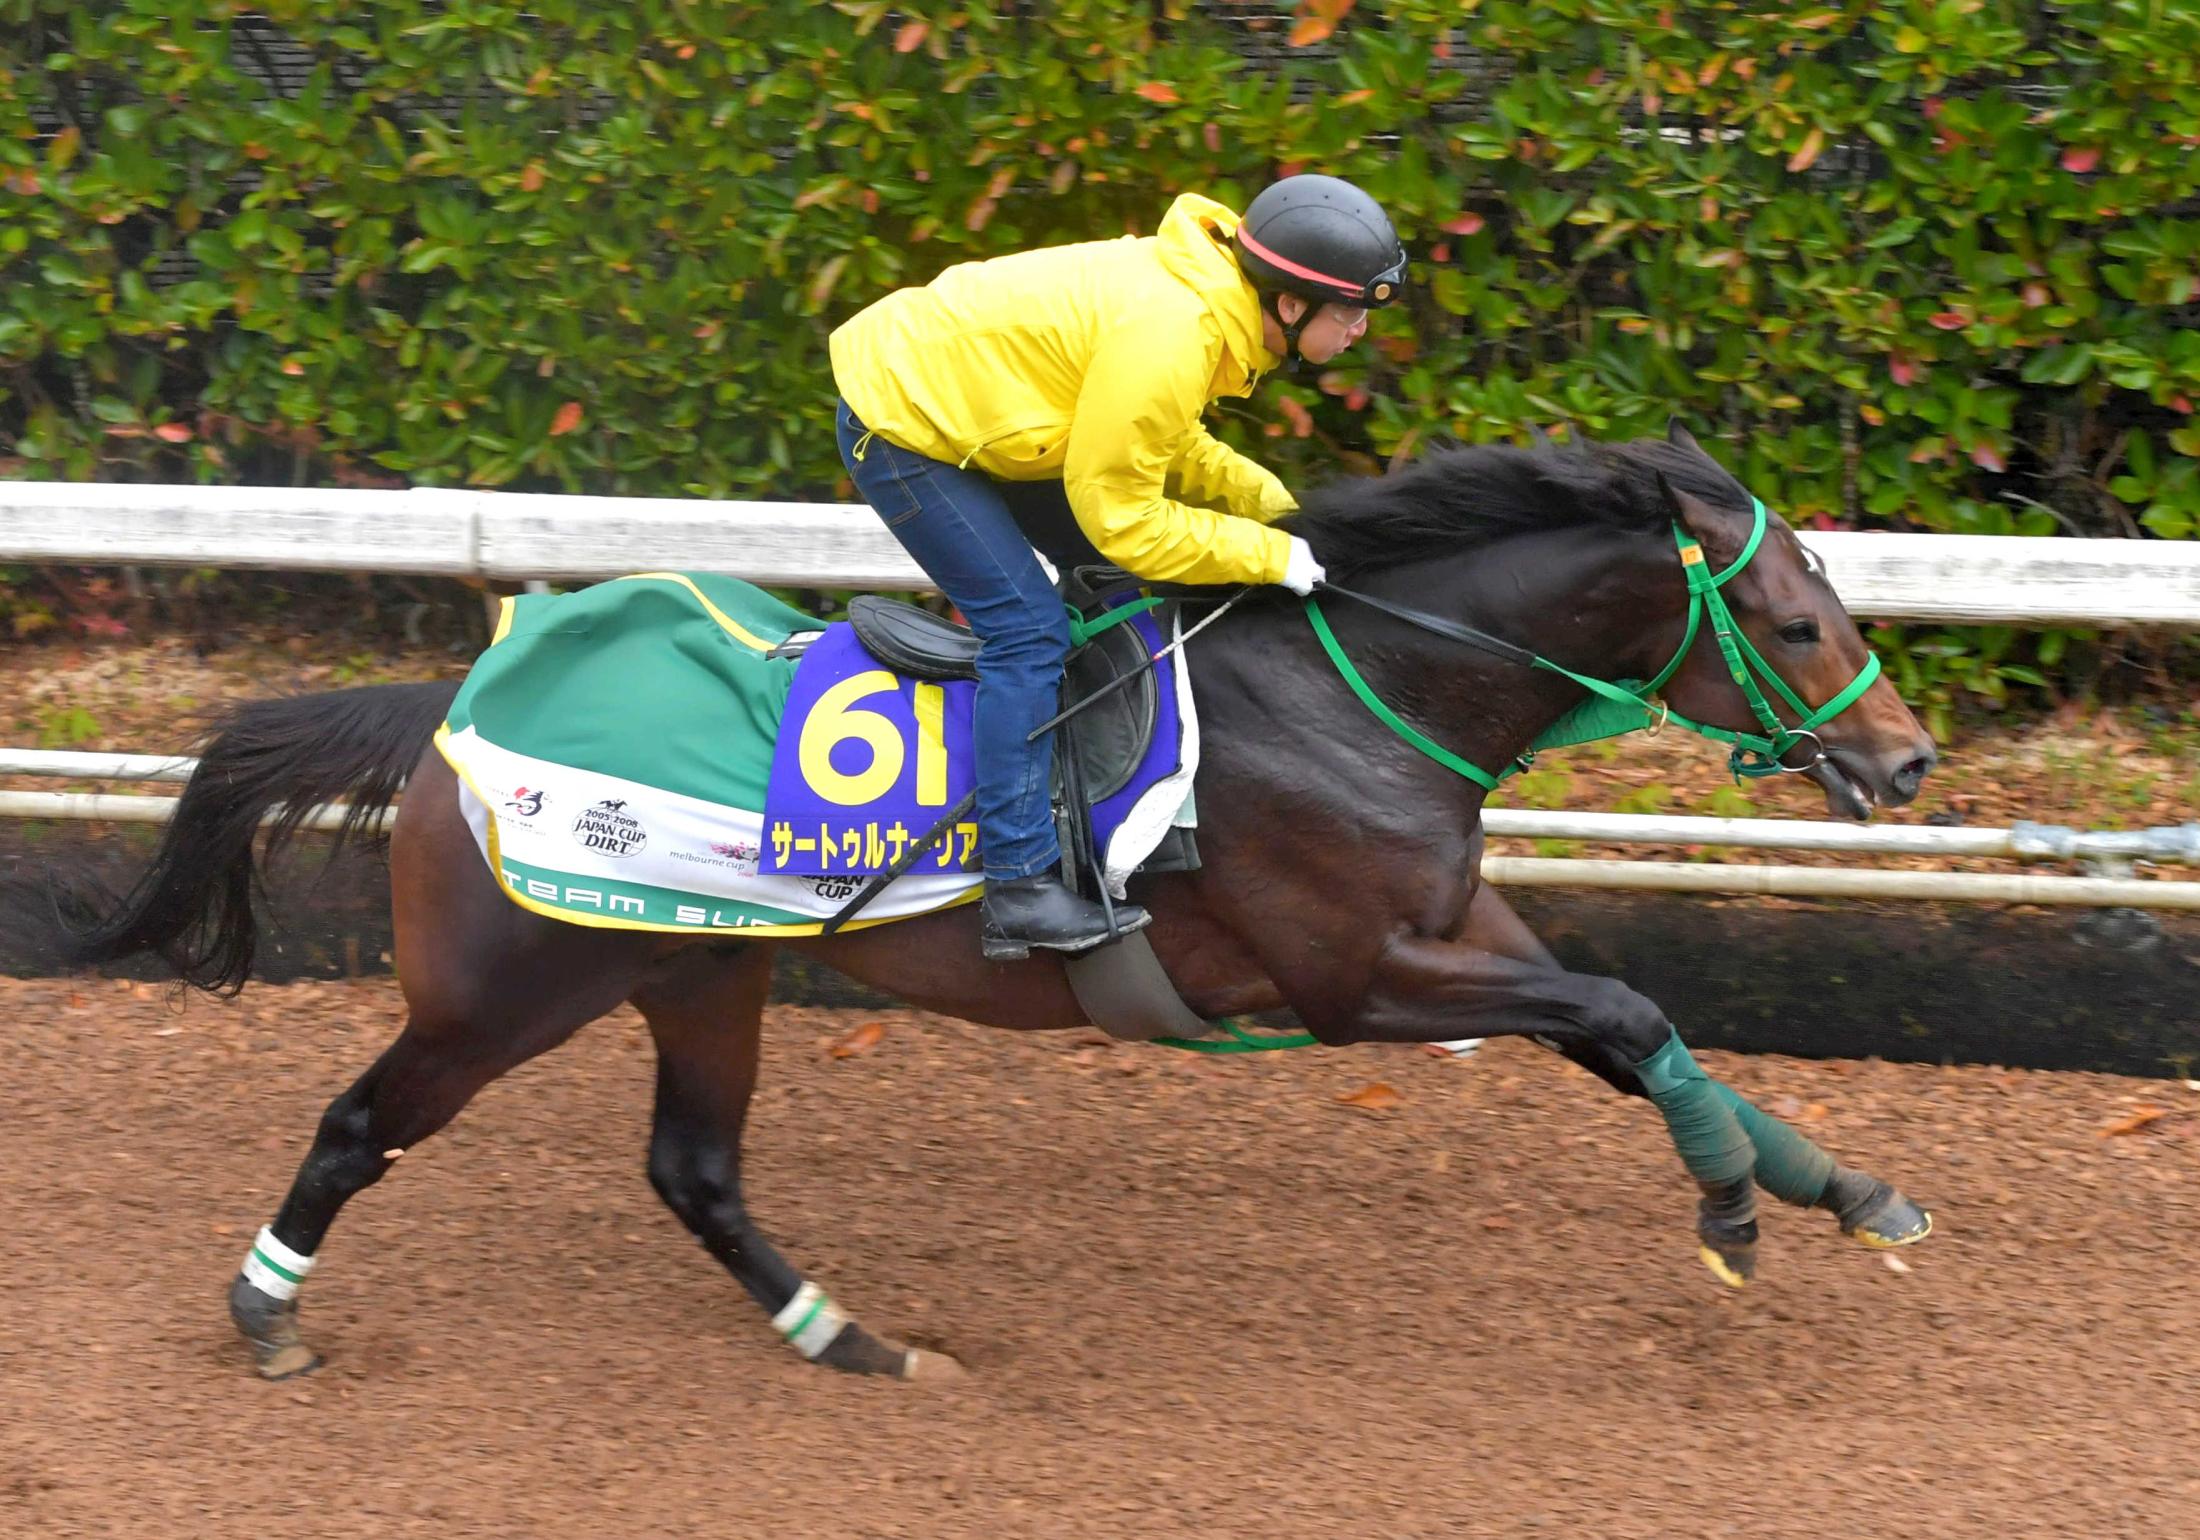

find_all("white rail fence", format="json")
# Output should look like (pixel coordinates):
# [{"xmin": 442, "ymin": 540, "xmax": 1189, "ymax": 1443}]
[
  {"xmin": 7, "ymin": 483, "xmax": 2198, "ymax": 909},
  {"xmin": 10, "ymin": 480, "xmax": 2200, "ymax": 623}
]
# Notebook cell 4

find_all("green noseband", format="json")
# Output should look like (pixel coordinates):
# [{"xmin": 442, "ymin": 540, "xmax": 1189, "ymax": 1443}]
[
  {"xmin": 1307, "ymin": 495, "xmax": 1884, "ymax": 791},
  {"xmin": 1639, "ymin": 495, "xmax": 1883, "ymax": 779}
]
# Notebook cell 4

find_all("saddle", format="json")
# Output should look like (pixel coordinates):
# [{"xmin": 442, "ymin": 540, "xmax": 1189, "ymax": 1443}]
[{"xmin": 842, "ymin": 567, "xmax": 1214, "ymax": 1043}]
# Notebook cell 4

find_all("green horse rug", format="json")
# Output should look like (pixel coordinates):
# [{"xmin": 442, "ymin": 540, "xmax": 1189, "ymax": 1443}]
[{"xmin": 436, "ymin": 572, "xmax": 1198, "ymax": 936}]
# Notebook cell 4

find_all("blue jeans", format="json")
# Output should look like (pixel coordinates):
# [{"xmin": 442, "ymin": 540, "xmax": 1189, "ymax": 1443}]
[{"xmin": 835, "ymin": 400, "xmax": 1070, "ymax": 881}]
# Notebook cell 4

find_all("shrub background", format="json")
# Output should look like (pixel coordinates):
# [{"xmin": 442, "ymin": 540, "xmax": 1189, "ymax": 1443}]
[{"xmin": 3, "ymin": 1, "xmax": 2196, "ymax": 719}]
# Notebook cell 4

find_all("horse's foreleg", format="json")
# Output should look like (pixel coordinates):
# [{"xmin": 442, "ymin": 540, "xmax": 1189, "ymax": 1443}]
[
  {"xmin": 628, "ymin": 945, "xmax": 959, "ymax": 1382},
  {"xmin": 1456, "ymin": 882, "xmax": 1931, "ymax": 1252},
  {"xmin": 1312, "ymin": 923, "xmax": 1764, "ymax": 1284}
]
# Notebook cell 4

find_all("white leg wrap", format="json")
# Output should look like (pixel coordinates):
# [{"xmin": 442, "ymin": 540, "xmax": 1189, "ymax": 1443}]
[
  {"xmin": 239, "ymin": 1225, "xmax": 316, "ymax": 1304},
  {"xmin": 770, "ymin": 1281, "xmax": 850, "ymax": 1360}
]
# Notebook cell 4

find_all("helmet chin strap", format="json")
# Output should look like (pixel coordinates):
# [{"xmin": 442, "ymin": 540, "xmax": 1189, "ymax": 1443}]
[{"xmin": 1268, "ymin": 297, "xmax": 1310, "ymax": 374}]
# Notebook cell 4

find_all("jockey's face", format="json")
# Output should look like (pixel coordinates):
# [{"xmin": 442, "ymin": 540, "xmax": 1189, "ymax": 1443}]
[{"xmin": 1272, "ymin": 294, "xmax": 1370, "ymax": 364}]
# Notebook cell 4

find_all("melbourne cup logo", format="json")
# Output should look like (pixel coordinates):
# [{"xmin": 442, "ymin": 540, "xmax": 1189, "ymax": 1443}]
[
  {"xmin": 570, "ymin": 797, "xmax": 648, "ymax": 858},
  {"xmin": 670, "ymin": 837, "xmax": 761, "ymax": 875}
]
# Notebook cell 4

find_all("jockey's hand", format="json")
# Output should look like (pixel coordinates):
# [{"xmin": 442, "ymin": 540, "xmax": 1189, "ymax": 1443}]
[{"xmin": 1280, "ymin": 535, "xmax": 1327, "ymax": 596}]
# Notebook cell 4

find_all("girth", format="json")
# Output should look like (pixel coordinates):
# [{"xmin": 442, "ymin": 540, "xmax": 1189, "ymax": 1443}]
[{"xmin": 837, "ymin": 570, "xmax": 1207, "ymax": 1041}]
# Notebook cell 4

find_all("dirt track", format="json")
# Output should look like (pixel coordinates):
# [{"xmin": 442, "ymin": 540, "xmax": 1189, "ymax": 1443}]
[{"xmin": 2, "ymin": 977, "xmax": 2195, "ymax": 1539}]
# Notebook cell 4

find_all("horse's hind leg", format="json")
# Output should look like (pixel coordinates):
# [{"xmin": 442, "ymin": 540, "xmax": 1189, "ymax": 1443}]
[
  {"xmin": 228, "ymin": 759, "xmax": 655, "ymax": 1378},
  {"xmin": 229, "ymin": 955, "xmax": 645, "ymax": 1377},
  {"xmin": 1461, "ymin": 883, "xmax": 1931, "ymax": 1252},
  {"xmin": 628, "ymin": 944, "xmax": 958, "ymax": 1381}
]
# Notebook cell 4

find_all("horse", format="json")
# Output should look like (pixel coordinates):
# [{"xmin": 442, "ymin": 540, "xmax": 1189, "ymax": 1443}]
[{"xmin": 44, "ymin": 421, "xmax": 1939, "ymax": 1382}]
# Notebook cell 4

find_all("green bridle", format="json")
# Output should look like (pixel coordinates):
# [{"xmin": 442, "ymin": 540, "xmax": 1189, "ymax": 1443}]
[{"xmin": 1306, "ymin": 495, "xmax": 1885, "ymax": 793}]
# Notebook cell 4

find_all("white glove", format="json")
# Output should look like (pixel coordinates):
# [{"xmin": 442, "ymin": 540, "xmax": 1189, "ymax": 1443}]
[{"xmin": 1280, "ymin": 535, "xmax": 1326, "ymax": 596}]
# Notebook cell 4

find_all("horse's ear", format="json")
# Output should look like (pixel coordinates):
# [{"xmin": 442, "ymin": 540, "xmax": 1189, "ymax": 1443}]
[
  {"xmin": 1658, "ymin": 470, "xmax": 1746, "ymax": 566},
  {"xmin": 1666, "ymin": 417, "xmax": 1701, "ymax": 453}
]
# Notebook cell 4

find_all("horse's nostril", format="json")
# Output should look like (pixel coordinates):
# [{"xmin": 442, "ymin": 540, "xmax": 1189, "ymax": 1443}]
[{"xmin": 1893, "ymin": 754, "xmax": 1933, "ymax": 795}]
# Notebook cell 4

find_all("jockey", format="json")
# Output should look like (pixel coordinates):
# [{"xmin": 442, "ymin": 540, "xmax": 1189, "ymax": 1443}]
[{"xmin": 828, "ymin": 174, "xmax": 1408, "ymax": 961}]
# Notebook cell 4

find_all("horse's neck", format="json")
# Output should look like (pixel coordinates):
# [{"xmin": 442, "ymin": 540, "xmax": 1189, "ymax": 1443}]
[
  {"xmin": 1451, "ymin": 528, "xmax": 1689, "ymax": 683},
  {"xmin": 1262, "ymin": 530, "xmax": 1688, "ymax": 784}
]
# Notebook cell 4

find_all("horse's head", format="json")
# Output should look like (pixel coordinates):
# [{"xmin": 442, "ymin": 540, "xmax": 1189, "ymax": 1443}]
[{"xmin": 1644, "ymin": 422, "xmax": 1935, "ymax": 820}]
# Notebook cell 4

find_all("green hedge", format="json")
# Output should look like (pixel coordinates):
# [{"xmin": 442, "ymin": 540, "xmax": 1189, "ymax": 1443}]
[{"xmin": 3, "ymin": 2, "xmax": 2196, "ymax": 719}]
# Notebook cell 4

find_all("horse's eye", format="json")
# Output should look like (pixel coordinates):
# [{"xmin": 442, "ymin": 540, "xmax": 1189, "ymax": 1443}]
[{"xmin": 1779, "ymin": 619, "xmax": 1819, "ymax": 645}]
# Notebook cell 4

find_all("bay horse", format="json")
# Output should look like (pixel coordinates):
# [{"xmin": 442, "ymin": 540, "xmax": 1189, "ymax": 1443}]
[{"xmin": 48, "ymin": 422, "xmax": 1938, "ymax": 1381}]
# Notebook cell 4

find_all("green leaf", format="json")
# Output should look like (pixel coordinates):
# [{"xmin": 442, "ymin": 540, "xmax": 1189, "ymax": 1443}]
[
  {"xmin": 1864, "ymin": 216, "xmax": 1925, "ymax": 249},
  {"xmin": 2124, "ymin": 430, "xmax": 2156, "ymax": 481}
]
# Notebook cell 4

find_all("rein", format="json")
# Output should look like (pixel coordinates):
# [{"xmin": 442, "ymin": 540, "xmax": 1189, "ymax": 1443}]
[{"xmin": 1310, "ymin": 496, "xmax": 1883, "ymax": 791}]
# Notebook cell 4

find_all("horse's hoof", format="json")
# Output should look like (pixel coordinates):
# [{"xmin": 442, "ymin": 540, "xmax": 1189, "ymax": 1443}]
[
  {"xmin": 901, "ymin": 1348, "xmax": 967, "ymax": 1383},
  {"xmin": 229, "ymin": 1272, "xmax": 320, "ymax": 1380},
  {"xmin": 1845, "ymin": 1191, "xmax": 1934, "ymax": 1250},
  {"xmin": 256, "ymin": 1343, "xmax": 323, "ymax": 1381},
  {"xmin": 1828, "ymin": 1170, "xmax": 1934, "ymax": 1249},
  {"xmin": 814, "ymin": 1322, "xmax": 923, "ymax": 1376},
  {"xmin": 1698, "ymin": 1241, "xmax": 1755, "ymax": 1289},
  {"xmin": 1696, "ymin": 1190, "xmax": 1758, "ymax": 1289}
]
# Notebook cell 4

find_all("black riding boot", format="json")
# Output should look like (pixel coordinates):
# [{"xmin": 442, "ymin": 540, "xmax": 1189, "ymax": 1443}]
[{"xmin": 980, "ymin": 873, "xmax": 1150, "ymax": 962}]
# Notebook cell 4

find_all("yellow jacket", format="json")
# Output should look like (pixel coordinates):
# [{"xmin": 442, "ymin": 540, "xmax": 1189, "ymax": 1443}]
[{"xmin": 828, "ymin": 194, "xmax": 1296, "ymax": 586}]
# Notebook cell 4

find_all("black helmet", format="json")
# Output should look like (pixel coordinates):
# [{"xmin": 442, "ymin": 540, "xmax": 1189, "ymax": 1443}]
[{"xmin": 1233, "ymin": 174, "xmax": 1408, "ymax": 311}]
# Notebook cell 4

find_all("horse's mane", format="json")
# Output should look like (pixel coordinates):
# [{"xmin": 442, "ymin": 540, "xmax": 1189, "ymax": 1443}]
[{"xmin": 1285, "ymin": 436, "xmax": 1753, "ymax": 580}]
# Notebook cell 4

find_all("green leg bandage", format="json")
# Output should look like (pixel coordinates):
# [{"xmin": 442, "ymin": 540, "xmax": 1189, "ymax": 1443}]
[
  {"xmin": 1712, "ymin": 1084, "xmax": 1836, "ymax": 1208},
  {"xmin": 1632, "ymin": 1029, "xmax": 1756, "ymax": 1189}
]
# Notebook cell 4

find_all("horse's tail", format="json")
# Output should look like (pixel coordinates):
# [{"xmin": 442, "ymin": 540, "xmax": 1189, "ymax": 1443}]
[{"xmin": 46, "ymin": 681, "xmax": 461, "ymax": 995}]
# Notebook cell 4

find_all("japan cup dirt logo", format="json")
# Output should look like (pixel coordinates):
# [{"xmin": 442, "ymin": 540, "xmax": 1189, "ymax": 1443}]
[{"xmin": 569, "ymin": 797, "xmax": 648, "ymax": 858}]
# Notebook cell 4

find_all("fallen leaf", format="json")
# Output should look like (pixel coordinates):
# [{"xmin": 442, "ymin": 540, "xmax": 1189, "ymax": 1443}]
[
  {"xmin": 2100, "ymin": 1105, "xmax": 2166, "ymax": 1137},
  {"xmin": 893, "ymin": 20, "xmax": 928, "ymax": 52},
  {"xmin": 519, "ymin": 162, "xmax": 545, "ymax": 192},
  {"xmin": 828, "ymin": 1021, "xmax": 885, "ymax": 1060},
  {"xmin": 549, "ymin": 400, "xmax": 584, "ymax": 436},
  {"xmin": 1336, "ymin": 1081, "xmax": 1402, "ymax": 1114},
  {"xmin": 1786, "ymin": 127, "xmax": 1825, "ymax": 172},
  {"xmin": 1133, "ymin": 82, "xmax": 1179, "ymax": 105}
]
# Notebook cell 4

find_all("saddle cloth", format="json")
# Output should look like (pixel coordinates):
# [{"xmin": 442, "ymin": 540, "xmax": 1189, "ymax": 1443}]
[{"xmin": 437, "ymin": 571, "xmax": 1198, "ymax": 936}]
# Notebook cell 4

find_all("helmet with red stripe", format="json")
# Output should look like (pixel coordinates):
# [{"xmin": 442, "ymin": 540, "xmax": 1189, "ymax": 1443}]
[{"xmin": 1232, "ymin": 174, "xmax": 1408, "ymax": 313}]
